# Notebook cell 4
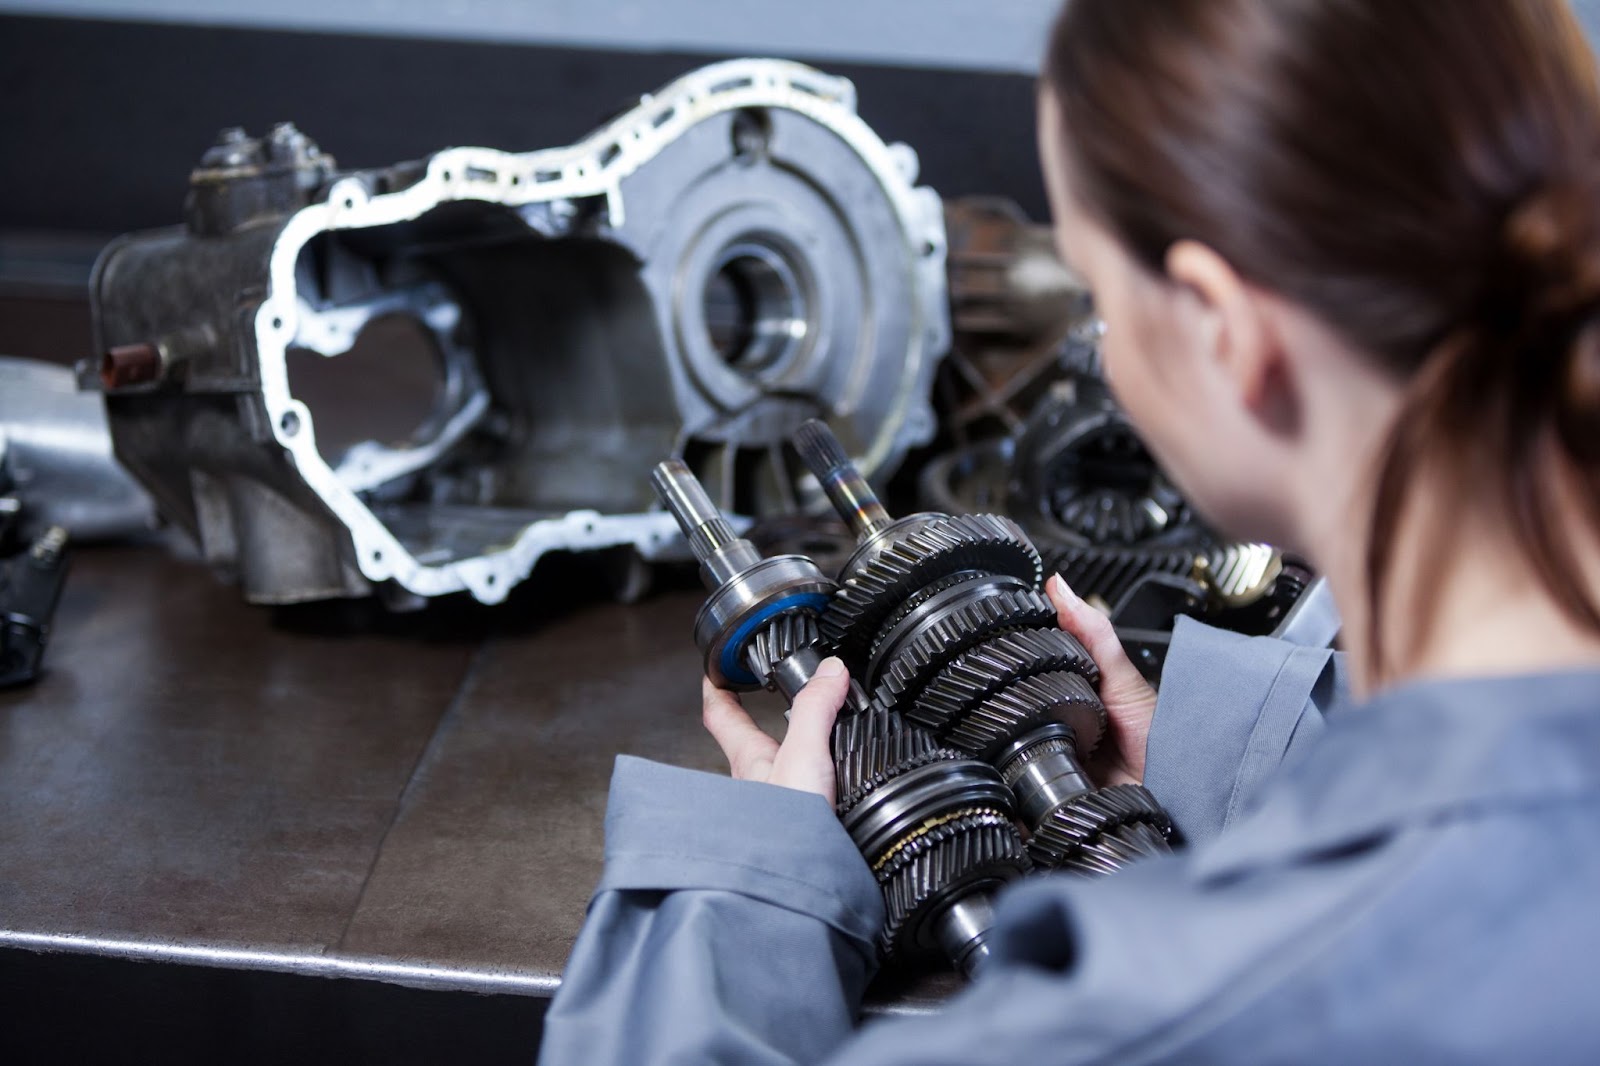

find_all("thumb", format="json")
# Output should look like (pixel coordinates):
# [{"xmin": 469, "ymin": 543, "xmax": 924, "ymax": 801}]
[
  {"xmin": 1046, "ymin": 574, "xmax": 1151, "ymax": 701},
  {"xmin": 785, "ymin": 657, "xmax": 850, "ymax": 753},
  {"xmin": 769, "ymin": 656, "xmax": 851, "ymax": 802}
]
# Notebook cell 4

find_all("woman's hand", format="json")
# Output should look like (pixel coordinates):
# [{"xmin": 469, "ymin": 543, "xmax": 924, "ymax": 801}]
[
  {"xmin": 701, "ymin": 577, "xmax": 1156, "ymax": 799},
  {"xmin": 1045, "ymin": 574, "xmax": 1158, "ymax": 787},
  {"xmin": 702, "ymin": 658, "xmax": 850, "ymax": 804}
]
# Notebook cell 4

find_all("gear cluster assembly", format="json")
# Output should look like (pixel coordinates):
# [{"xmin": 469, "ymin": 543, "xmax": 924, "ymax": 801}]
[{"xmin": 651, "ymin": 419, "xmax": 1178, "ymax": 979}]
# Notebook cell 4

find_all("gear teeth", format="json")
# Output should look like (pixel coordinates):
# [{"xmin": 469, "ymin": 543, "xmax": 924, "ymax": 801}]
[
  {"xmin": 946, "ymin": 670, "xmax": 1107, "ymax": 756},
  {"xmin": 1053, "ymin": 823, "xmax": 1173, "ymax": 876},
  {"xmin": 872, "ymin": 586, "xmax": 1057, "ymax": 715},
  {"xmin": 908, "ymin": 629, "xmax": 1099, "ymax": 746},
  {"xmin": 832, "ymin": 707, "xmax": 968, "ymax": 816},
  {"xmin": 867, "ymin": 571, "xmax": 989, "ymax": 662},
  {"xmin": 1026, "ymin": 784, "xmax": 1177, "ymax": 873},
  {"xmin": 873, "ymin": 808, "xmax": 1016, "ymax": 881},
  {"xmin": 822, "ymin": 514, "xmax": 1042, "ymax": 669},
  {"xmin": 1040, "ymin": 544, "xmax": 1205, "ymax": 612},
  {"xmin": 879, "ymin": 821, "xmax": 1030, "ymax": 962},
  {"xmin": 745, "ymin": 612, "xmax": 823, "ymax": 683}
]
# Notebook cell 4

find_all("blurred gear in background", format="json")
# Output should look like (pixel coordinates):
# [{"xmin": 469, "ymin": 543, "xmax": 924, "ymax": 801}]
[
  {"xmin": 938, "ymin": 197, "xmax": 1091, "ymax": 446},
  {"xmin": 89, "ymin": 60, "xmax": 948, "ymax": 608},
  {"xmin": 931, "ymin": 205, "xmax": 1328, "ymax": 681}
]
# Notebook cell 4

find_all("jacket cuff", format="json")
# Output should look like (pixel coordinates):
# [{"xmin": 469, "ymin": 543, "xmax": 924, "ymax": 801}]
[{"xmin": 596, "ymin": 755, "xmax": 885, "ymax": 948}]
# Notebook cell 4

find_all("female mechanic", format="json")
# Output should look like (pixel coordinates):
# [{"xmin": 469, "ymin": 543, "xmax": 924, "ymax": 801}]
[{"xmin": 539, "ymin": 1, "xmax": 1600, "ymax": 1061}]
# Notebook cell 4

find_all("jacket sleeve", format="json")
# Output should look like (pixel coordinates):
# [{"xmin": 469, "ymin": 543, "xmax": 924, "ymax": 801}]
[
  {"xmin": 819, "ymin": 823, "xmax": 1455, "ymax": 1066},
  {"xmin": 538, "ymin": 755, "xmax": 885, "ymax": 1066},
  {"xmin": 1141, "ymin": 617, "xmax": 1348, "ymax": 846}
]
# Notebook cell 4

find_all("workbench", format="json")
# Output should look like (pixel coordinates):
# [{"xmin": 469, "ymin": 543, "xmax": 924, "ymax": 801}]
[{"xmin": 0, "ymin": 539, "xmax": 953, "ymax": 1060}]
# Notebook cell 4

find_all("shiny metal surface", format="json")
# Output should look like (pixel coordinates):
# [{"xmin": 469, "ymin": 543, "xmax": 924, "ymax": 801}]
[
  {"xmin": 1007, "ymin": 749, "xmax": 1094, "ymax": 830},
  {"xmin": 0, "ymin": 541, "xmax": 956, "ymax": 1011},
  {"xmin": 841, "ymin": 759, "xmax": 1012, "ymax": 862},
  {"xmin": 864, "ymin": 573, "xmax": 1028, "ymax": 689},
  {"xmin": 1272, "ymin": 576, "xmax": 1342, "ymax": 648},
  {"xmin": 793, "ymin": 418, "xmax": 894, "ymax": 541},
  {"xmin": 92, "ymin": 59, "xmax": 948, "ymax": 608},
  {"xmin": 931, "ymin": 893, "xmax": 997, "ymax": 979},
  {"xmin": 652, "ymin": 459, "xmax": 750, "ymax": 586},
  {"xmin": 692, "ymin": 555, "xmax": 834, "ymax": 689},
  {"xmin": 0, "ymin": 356, "xmax": 156, "ymax": 542}
]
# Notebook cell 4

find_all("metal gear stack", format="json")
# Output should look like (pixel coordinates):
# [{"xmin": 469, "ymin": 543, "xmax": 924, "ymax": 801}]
[
  {"xmin": 792, "ymin": 419, "xmax": 1177, "ymax": 875},
  {"xmin": 650, "ymin": 460, "xmax": 1029, "ymax": 977}
]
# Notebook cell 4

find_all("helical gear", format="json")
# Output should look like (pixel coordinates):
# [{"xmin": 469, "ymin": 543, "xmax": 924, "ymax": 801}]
[
  {"xmin": 872, "ymin": 807, "xmax": 1018, "ymax": 879},
  {"xmin": 821, "ymin": 514, "xmax": 1042, "ymax": 668},
  {"xmin": 1026, "ymin": 784, "xmax": 1177, "ymax": 874},
  {"xmin": 879, "ymin": 818, "xmax": 1030, "ymax": 961},
  {"xmin": 867, "ymin": 571, "xmax": 992, "ymax": 663},
  {"xmin": 870, "ymin": 584, "xmax": 1059, "ymax": 715},
  {"xmin": 746, "ymin": 612, "xmax": 824, "ymax": 682},
  {"xmin": 657, "ymin": 453, "xmax": 1039, "ymax": 979},
  {"xmin": 833, "ymin": 707, "xmax": 969, "ymax": 816},
  {"xmin": 945, "ymin": 670, "xmax": 1107, "ymax": 756},
  {"xmin": 909, "ymin": 628, "xmax": 1100, "ymax": 746},
  {"xmin": 1040, "ymin": 543, "xmax": 1207, "ymax": 612}
]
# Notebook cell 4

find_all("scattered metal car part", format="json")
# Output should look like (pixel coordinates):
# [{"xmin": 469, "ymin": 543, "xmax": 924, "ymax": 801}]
[
  {"xmin": 1109, "ymin": 558, "xmax": 1317, "ymax": 683},
  {"xmin": 0, "ymin": 357, "xmax": 157, "ymax": 543},
  {"xmin": 1009, "ymin": 364, "xmax": 1194, "ymax": 550},
  {"xmin": 0, "ymin": 526, "xmax": 69, "ymax": 688},
  {"xmin": 793, "ymin": 419, "xmax": 1176, "ymax": 876},
  {"xmin": 90, "ymin": 59, "xmax": 949, "ymax": 607},
  {"xmin": 920, "ymin": 325, "xmax": 1316, "ymax": 684},
  {"xmin": 650, "ymin": 458, "xmax": 1026, "ymax": 977},
  {"xmin": 1270, "ymin": 576, "xmax": 1342, "ymax": 649},
  {"xmin": 937, "ymin": 198, "xmax": 1092, "ymax": 445}
]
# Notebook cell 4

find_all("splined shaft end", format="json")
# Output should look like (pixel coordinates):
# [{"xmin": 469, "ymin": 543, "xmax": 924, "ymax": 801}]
[{"xmin": 793, "ymin": 420, "xmax": 893, "ymax": 541}]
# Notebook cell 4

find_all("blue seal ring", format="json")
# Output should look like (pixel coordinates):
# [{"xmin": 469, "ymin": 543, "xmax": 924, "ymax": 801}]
[{"xmin": 718, "ymin": 592, "xmax": 833, "ymax": 687}]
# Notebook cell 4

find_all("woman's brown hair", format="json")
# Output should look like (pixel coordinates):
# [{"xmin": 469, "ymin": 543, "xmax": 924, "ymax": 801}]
[{"xmin": 1045, "ymin": 0, "xmax": 1600, "ymax": 673}]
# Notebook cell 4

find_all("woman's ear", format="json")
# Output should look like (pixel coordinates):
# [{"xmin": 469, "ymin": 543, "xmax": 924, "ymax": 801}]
[{"xmin": 1165, "ymin": 239, "xmax": 1287, "ymax": 425}]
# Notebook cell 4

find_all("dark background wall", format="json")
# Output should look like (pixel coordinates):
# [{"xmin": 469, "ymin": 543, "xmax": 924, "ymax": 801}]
[{"xmin": 0, "ymin": 14, "xmax": 1046, "ymax": 237}]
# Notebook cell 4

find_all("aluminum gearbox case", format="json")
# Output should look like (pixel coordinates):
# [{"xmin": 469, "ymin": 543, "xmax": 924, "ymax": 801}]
[{"xmin": 91, "ymin": 59, "xmax": 949, "ymax": 606}]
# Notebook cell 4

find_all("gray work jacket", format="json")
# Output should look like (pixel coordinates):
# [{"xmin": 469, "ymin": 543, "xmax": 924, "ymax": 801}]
[{"xmin": 539, "ymin": 617, "xmax": 1600, "ymax": 1064}]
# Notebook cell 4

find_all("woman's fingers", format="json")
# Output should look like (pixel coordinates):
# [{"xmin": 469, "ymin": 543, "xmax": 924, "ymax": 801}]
[
  {"xmin": 769, "ymin": 658, "xmax": 850, "ymax": 803},
  {"xmin": 701, "ymin": 662, "xmax": 848, "ymax": 802},
  {"xmin": 782, "ymin": 657, "xmax": 849, "ymax": 754},
  {"xmin": 1046, "ymin": 573, "xmax": 1158, "ymax": 784},
  {"xmin": 702, "ymin": 677, "xmax": 778, "ymax": 781},
  {"xmin": 1047, "ymin": 573, "xmax": 1145, "ymax": 692}
]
